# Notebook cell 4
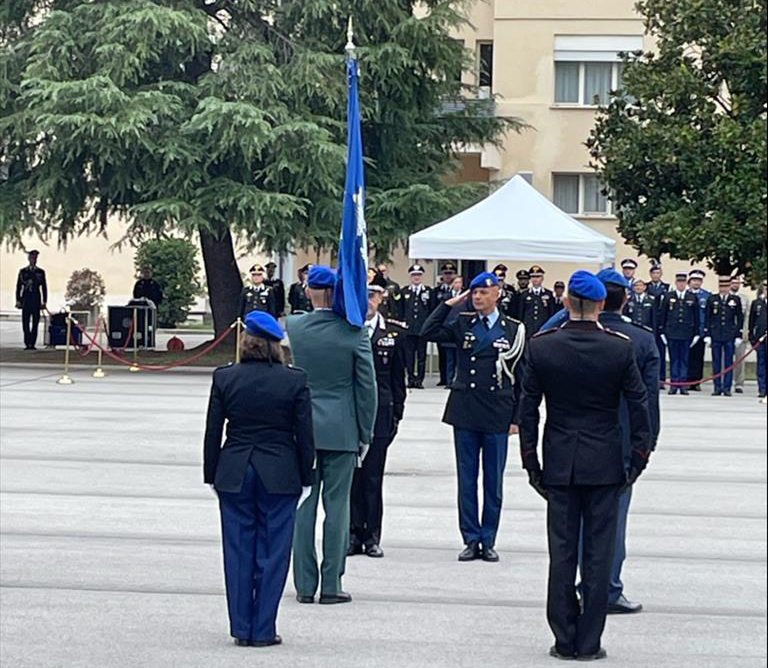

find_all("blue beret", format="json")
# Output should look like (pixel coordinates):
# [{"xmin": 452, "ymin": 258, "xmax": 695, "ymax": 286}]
[
  {"xmin": 244, "ymin": 310, "xmax": 284, "ymax": 341},
  {"xmin": 568, "ymin": 270, "xmax": 607, "ymax": 301},
  {"xmin": 307, "ymin": 265, "xmax": 337, "ymax": 289},
  {"xmin": 596, "ymin": 268, "xmax": 629, "ymax": 288},
  {"xmin": 470, "ymin": 271, "xmax": 500, "ymax": 290}
]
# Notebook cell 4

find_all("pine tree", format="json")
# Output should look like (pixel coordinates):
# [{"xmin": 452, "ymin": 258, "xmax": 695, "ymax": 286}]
[{"xmin": 1, "ymin": 1, "xmax": 522, "ymax": 333}]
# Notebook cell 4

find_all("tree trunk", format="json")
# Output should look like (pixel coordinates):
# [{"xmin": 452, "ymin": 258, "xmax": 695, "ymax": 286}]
[{"xmin": 199, "ymin": 226, "xmax": 242, "ymax": 336}]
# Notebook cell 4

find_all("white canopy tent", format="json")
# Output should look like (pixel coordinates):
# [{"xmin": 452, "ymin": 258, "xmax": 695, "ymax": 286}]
[{"xmin": 408, "ymin": 175, "xmax": 616, "ymax": 265}]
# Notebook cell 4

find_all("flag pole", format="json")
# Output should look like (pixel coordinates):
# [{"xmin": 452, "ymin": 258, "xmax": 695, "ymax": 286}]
[{"xmin": 345, "ymin": 16, "xmax": 355, "ymax": 59}]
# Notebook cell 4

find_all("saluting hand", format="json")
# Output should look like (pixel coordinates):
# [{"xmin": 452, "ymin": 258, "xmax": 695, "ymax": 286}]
[{"xmin": 445, "ymin": 290, "xmax": 471, "ymax": 308}]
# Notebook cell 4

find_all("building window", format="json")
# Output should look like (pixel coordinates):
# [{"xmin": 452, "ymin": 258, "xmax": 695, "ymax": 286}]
[
  {"xmin": 553, "ymin": 174, "xmax": 612, "ymax": 215},
  {"xmin": 554, "ymin": 62, "xmax": 580, "ymax": 104},
  {"xmin": 478, "ymin": 42, "xmax": 493, "ymax": 88}
]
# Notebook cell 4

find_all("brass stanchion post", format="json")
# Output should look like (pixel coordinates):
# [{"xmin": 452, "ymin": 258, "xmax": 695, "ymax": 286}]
[
  {"xmin": 129, "ymin": 307, "xmax": 140, "ymax": 372},
  {"xmin": 235, "ymin": 318, "xmax": 242, "ymax": 364},
  {"xmin": 56, "ymin": 313, "xmax": 75, "ymax": 385},
  {"xmin": 93, "ymin": 314, "xmax": 107, "ymax": 378}
]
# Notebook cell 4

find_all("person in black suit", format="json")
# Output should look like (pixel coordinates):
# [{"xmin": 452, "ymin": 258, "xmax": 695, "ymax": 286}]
[
  {"xmin": 349, "ymin": 273, "xmax": 408, "ymax": 558},
  {"xmin": 288, "ymin": 264, "xmax": 313, "ymax": 314},
  {"xmin": 519, "ymin": 271, "xmax": 652, "ymax": 662},
  {"xmin": 435, "ymin": 262, "xmax": 459, "ymax": 386},
  {"xmin": 518, "ymin": 265, "xmax": 556, "ymax": 338},
  {"xmin": 133, "ymin": 267, "xmax": 164, "ymax": 307},
  {"xmin": 204, "ymin": 311, "xmax": 315, "ymax": 648},
  {"xmin": 398, "ymin": 264, "xmax": 435, "ymax": 388},
  {"xmin": 622, "ymin": 278, "xmax": 656, "ymax": 332},
  {"xmin": 264, "ymin": 261, "xmax": 286, "ymax": 317},
  {"xmin": 15, "ymin": 250, "xmax": 47, "ymax": 350}
]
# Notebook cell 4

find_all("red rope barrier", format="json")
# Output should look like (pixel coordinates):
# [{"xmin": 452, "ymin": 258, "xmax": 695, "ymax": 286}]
[
  {"xmin": 77, "ymin": 317, "xmax": 103, "ymax": 357},
  {"xmin": 663, "ymin": 337, "xmax": 764, "ymax": 387},
  {"xmin": 73, "ymin": 320, "xmax": 235, "ymax": 371}
]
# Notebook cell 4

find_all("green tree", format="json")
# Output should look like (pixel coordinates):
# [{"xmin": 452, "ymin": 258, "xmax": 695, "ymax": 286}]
[
  {"xmin": 135, "ymin": 237, "xmax": 202, "ymax": 328},
  {"xmin": 1, "ymin": 1, "xmax": 522, "ymax": 334},
  {"xmin": 587, "ymin": 0, "xmax": 767, "ymax": 283},
  {"xmin": 65, "ymin": 268, "xmax": 106, "ymax": 318}
]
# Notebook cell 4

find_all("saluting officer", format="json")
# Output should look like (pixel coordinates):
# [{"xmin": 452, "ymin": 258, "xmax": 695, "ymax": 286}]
[
  {"xmin": 422, "ymin": 272, "xmax": 526, "ymax": 563},
  {"xmin": 552, "ymin": 281, "xmax": 566, "ymax": 314},
  {"xmin": 349, "ymin": 273, "xmax": 408, "ymax": 559},
  {"xmin": 623, "ymin": 278, "xmax": 656, "ymax": 331},
  {"xmin": 288, "ymin": 264, "xmax": 313, "ymax": 314},
  {"xmin": 687, "ymin": 269, "xmax": 710, "ymax": 391},
  {"xmin": 518, "ymin": 265, "xmax": 555, "ymax": 338},
  {"xmin": 749, "ymin": 281, "xmax": 767, "ymax": 400},
  {"xmin": 494, "ymin": 264, "xmax": 519, "ymax": 317},
  {"xmin": 519, "ymin": 271, "xmax": 652, "ymax": 662},
  {"xmin": 15, "ymin": 250, "xmax": 48, "ymax": 350},
  {"xmin": 621, "ymin": 258, "xmax": 638, "ymax": 289},
  {"xmin": 647, "ymin": 261, "xmax": 670, "ymax": 386},
  {"xmin": 704, "ymin": 277, "xmax": 744, "ymax": 397},
  {"xmin": 264, "ymin": 262, "xmax": 286, "ymax": 317},
  {"xmin": 398, "ymin": 264, "xmax": 435, "ymax": 389},
  {"xmin": 239, "ymin": 264, "xmax": 279, "ymax": 319},
  {"xmin": 659, "ymin": 272, "xmax": 700, "ymax": 395}
]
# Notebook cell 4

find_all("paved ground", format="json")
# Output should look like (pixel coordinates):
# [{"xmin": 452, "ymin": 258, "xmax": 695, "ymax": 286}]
[{"xmin": 0, "ymin": 365, "xmax": 766, "ymax": 668}]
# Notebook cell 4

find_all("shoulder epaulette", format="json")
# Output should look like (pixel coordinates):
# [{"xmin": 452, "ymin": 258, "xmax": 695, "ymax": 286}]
[
  {"xmin": 459, "ymin": 311, "xmax": 476, "ymax": 317},
  {"xmin": 621, "ymin": 315, "xmax": 632, "ymax": 323},
  {"xmin": 604, "ymin": 328, "xmax": 631, "ymax": 341},
  {"xmin": 532, "ymin": 327, "xmax": 558, "ymax": 338},
  {"xmin": 503, "ymin": 316, "xmax": 522, "ymax": 325},
  {"xmin": 386, "ymin": 319, "xmax": 407, "ymax": 331},
  {"xmin": 630, "ymin": 322, "xmax": 654, "ymax": 333}
]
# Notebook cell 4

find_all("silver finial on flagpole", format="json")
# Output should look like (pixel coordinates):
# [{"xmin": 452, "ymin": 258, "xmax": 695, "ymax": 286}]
[{"xmin": 345, "ymin": 16, "xmax": 356, "ymax": 58}]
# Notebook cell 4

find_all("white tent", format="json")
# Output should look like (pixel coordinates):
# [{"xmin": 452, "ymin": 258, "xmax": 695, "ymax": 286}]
[{"xmin": 408, "ymin": 175, "xmax": 616, "ymax": 265}]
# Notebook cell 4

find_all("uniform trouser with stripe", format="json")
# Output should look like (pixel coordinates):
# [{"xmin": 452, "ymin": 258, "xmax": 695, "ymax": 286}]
[
  {"xmin": 547, "ymin": 484, "xmax": 621, "ymax": 658},
  {"xmin": 218, "ymin": 464, "xmax": 298, "ymax": 642},
  {"xmin": 21, "ymin": 304, "xmax": 41, "ymax": 348},
  {"xmin": 687, "ymin": 337, "xmax": 706, "ymax": 384},
  {"xmin": 350, "ymin": 433, "xmax": 392, "ymax": 548},
  {"xmin": 453, "ymin": 429, "xmax": 508, "ymax": 548},
  {"xmin": 403, "ymin": 334, "xmax": 427, "ymax": 383},
  {"xmin": 293, "ymin": 450, "xmax": 356, "ymax": 597},
  {"xmin": 654, "ymin": 334, "xmax": 667, "ymax": 381},
  {"xmin": 668, "ymin": 338, "xmax": 692, "ymax": 385},
  {"xmin": 757, "ymin": 343, "xmax": 767, "ymax": 395},
  {"xmin": 711, "ymin": 340, "xmax": 735, "ymax": 393}
]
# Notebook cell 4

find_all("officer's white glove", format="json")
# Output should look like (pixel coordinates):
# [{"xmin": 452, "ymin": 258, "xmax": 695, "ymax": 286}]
[
  {"xmin": 735, "ymin": 337, "xmax": 743, "ymax": 347},
  {"xmin": 690, "ymin": 335, "xmax": 701, "ymax": 348},
  {"xmin": 704, "ymin": 336, "xmax": 712, "ymax": 345},
  {"xmin": 297, "ymin": 486, "xmax": 313, "ymax": 509},
  {"xmin": 359, "ymin": 442, "xmax": 371, "ymax": 463},
  {"xmin": 660, "ymin": 334, "xmax": 668, "ymax": 346}
]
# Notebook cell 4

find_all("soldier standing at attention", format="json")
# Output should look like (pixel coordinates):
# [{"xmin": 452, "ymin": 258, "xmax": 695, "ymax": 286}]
[
  {"xmin": 553, "ymin": 281, "xmax": 566, "ymax": 313},
  {"xmin": 647, "ymin": 261, "xmax": 670, "ymax": 387},
  {"xmin": 422, "ymin": 272, "xmax": 526, "ymax": 563},
  {"xmin": 518, "ymin": 265, "xmax": 555, "ymax": 339},
  {"xmin": 133, "ymin": 267, "xmax": 164, "ymax": 307},
  {"xmin": 348, "ymin": 273, "xmax": 407, "ymax": 559},
  {"xmin": 621, "ymin": 259, "xmax": 638, "ymax": 289},
  {"xmin": 659, "ymin": 272, "xmax": 700, "ymax": 395},
  {"xmin": 493, "ymin": 264, "xmax": 518, "ymax": 318},
  {"xmin": 375, "ymin": 262, "xmax": 401, "ymax": 319},
  {"xmin": 239, "ymin": 264, "xmax": 278, "ymax": 320},
  {"xmin": 288, "ymin": 265, "xmax": 313, "ymax": 314},
  {"xmin": 730, "ymin": 276, "xmax": 751, "ymax": 394},
  {"xmin": 515, "ymin": 269, "xmax": 531, "ymax": 294},
  {"xmin": 749, "ymin": 281, "xmax": 767, "ymax": 401},
  {"xmin": 436, "ymin": 262, "xmax": 459, "ymax": 386},
  {"xmin": 264, "ymin": 262, "xmax": 286, "ymax": 317},
  {"xmin": 686, "ymin": 269, "xmax": 710, "ymax": 391},
  {"xmin": 704, "ymin": 278, "xmax": 744, "ymax": 397},
  {"xmin": 623, "ymin": 278, "xmax": 656, "ymax": 332},
  {"xmin": 398, "ymin": 264, "xmax": 435, "ymax": 389},
  {"xmin": 15, "ymin": 250, "xmax": 47, "ymax": 350},
  {"xmin": 519, "ymin": 270, "xmax": 652, "ymax": 662}
]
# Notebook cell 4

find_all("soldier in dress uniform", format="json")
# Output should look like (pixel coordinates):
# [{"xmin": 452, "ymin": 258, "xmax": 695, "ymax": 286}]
[
  {"xmin": 515, "ymin": 268, "xmax": 531, "ymax": 294},
  {"xmin": 553, "ymin": 281, "xmax": 566, "ymax": 313},
  {"xmin": 621, "ymin": 258, "xmax": 638, "ymax": 289},
  {"xmin": 422, "ymin": 272, "xmax": 526, "ymax": 563},
  {"xmin": 435, "ymin": 262, "xmax": 459, "ymax": 386},
  {"xmin": 519, "ymin": 270, "xmax": 652, "ymax": 662},
  {"xmin": 348, "ymin": 273, "xmax": 408, "ymax": 559},
  {"xmin": 239, "ymin": 264, "xmax": 279, "ymax": 319},
  {"xmin": 749, "ymin": 281, "xmax": 767, "ymax": 401},
  {"xmin": 659, "ymin": 272, "xmax": 700, "ymax": 395},
  {"xmin": 375, "ymin": 263, "xmax": 400, "ymax": 320},
  {"xmin": 264, "ymin": 262, "xmax": 286, "ymax": 317},
  {"xmin": 686, "ymin": 269, "xmax": 710, "ymax": 390},
  {"xmin": 397, "ymin": 264, "xmax": 435, "ymax": 389},
  {"xmin": 15, "ymin": 250, "xmax": 48, "ymax": 350},
  {"xmin": 623, "ymin": 279, "xmax": 656, "ymax": 331},
  {"xmin": 518, "ymin": 265, "xmax": 555, "ymax": 338},
  {"xmin": 494, "ymin": 264, "xmax": 519, "ymax": 318},
  {"xmin": 704, "ymin": 277, "xmax": 744, "ymax": 397},
  {"xmin": 647, "ymin": 261, "xmax": 670, "ymax": 386},
  {"xmin": 730, "ymin": 276, "xmax": 751, "ymax": 394},
  {"xmin": 288, "ymin": 265, "xmax": 313, "ymax": 314}
]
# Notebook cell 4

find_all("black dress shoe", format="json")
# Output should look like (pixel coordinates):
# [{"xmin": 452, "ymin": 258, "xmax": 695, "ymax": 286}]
[
  {"xmin": 251, "ymin": 636, "xmax": 282, "ymax": 648},
  {"xmin": 607, "ymin": 594, "xmax": 643, "ymax": 615},
  {"xmin": 347, "ymin": 542, "xmax": 363, "ymax": 557},
  {"xmin": 234, "ymin": 638, "xmax": 251, "ymax": 647},
  {"xmin": 723, "ymin": 390, "xmax": 732, "ymax": 397},
  {"xmin": 482, "ymin": 546, "xmax": 500, "ymax": 562},
  {"xmin": 365, "ymin": 544, "xmax": 384, "ymax": 558},
  {"xmin": 667, "ymin": 388, "xmax": 677, "ymax": 395},
  {"xmin": 296, "ymin": 595, "xmax": 315, "ymax": 604},
  {"xmin": 577, "ymin": 648, "xmax": 607, "ymax": 661},
  {"xmin": 680, "ymin": 389, "xmax": 690, "ymax": 396},
  {"xmin": 458, "ymin": 542, "xmax": 482, "ymax": 562},
  {"xmin": 690, "ymin": 385, "xmax": 701, "ymax": 392},
  {"xmin": 735, "ymin": 387, "xmax": 744, "ymax": 394},
  {"xmin": 549, "ymin": 646, "xmax": 576, "ymax": 660},
  {"xmin": 712, "ymin": 390, "xmax": 722, "ymax": 396},
  {"xmin": 319, "ymin": 592, "xmax": 352, "ymax": 605},
  {"xmin": 413, "ymin": 380, "xmax": 424, "ymax": 389}
]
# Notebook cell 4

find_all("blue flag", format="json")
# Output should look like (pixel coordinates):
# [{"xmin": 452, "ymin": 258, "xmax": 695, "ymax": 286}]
[{"xmin": 333, "ymin": 56, "xmax": 368, "ymax": 327}]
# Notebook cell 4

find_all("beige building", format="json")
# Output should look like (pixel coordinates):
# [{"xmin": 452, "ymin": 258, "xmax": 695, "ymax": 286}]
[{"xmin": 0, "ymin": 0, "xmax": 726, "ymax": 316}]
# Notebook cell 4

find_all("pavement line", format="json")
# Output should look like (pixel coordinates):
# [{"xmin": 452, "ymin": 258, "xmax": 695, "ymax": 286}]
[
  {"xmin": 2, "ymin": 530, "xmax": 764, "ymax": 564},
  {"xmin": 0, "ymin": 372, "xmax": 63, "ymax": 388},
  {"xmin": 1, "ymin": 455, "xmax": 765, "ymax": 485},
  {"xmin": 1, "ymin": 488, "xmax": 766, "ymax": 521},
  {"xmin": 0, "ymin": 582, "xmax": 764, "ymax": 620}
]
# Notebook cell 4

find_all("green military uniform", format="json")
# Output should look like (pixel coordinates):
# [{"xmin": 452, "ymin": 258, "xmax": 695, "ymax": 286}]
[{"xmin": 286, "ymin": 309, "xmax": 377, "ymax": 600}]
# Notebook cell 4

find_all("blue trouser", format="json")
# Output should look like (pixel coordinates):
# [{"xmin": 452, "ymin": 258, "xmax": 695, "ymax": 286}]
[
  {"xmin": 654, "ymin": 334, "xmax": 667, "ymax": 381},
  {"xmin": 453, "ymin": 429, "xmax": 508, "ymax": 548},
  {"xmin": 608, "ymin": 487, "xmax": 632, "ymax": 604},
  {"xmin": 668, "ymin": 338, "xmax": 691, "ymax": 385},
  {"xmin": 757, "ymin": 342, "xmax": 766, "ymax": 395},
  {"xmin": 712, "ymin": 340, "xmax": 735, "ymax": 393},
  {"xmin": 218, "ymin": 464, "xmax": 298, "ymax": 642}
]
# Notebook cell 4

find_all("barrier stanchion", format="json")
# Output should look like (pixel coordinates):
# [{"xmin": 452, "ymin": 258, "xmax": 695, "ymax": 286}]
[
  {"xmin": 129, "ymin": 308, "xmax": 140, "ymax": 372},
  {"xmin": 93, "ymin": 315, "xmax": 107, "ymax": 378},
  {"xmin": 56, "ymin": 313, "xmax": 75, "ymax": 385},
  {"xmin": 235, "ymin": 318, "xmax": 243, "ymax": 364}
]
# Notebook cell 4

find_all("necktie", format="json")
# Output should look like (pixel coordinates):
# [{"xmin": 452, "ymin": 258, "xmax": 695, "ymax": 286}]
[{"xmin": 483, "ymin": 316, "xmax": 491, "ymax": 330}]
